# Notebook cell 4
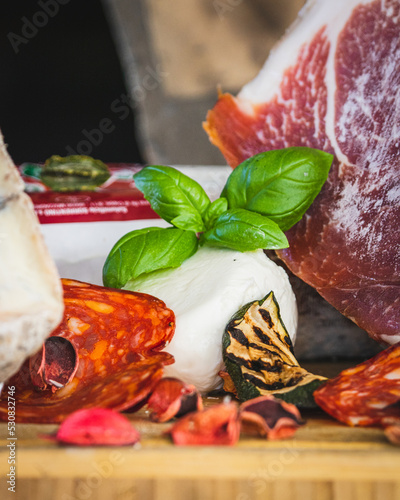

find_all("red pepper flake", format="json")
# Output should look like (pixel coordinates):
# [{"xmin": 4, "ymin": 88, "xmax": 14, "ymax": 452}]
[
  {"xmin": 147, "ymin": 377, "xmax": 203, "ymax": 423},
  {"xmin": 240, "ymin": 395, "xmax": 304, "ymax": 440},
  {"xmin": 52, "ymin": 408, "xmax": 140, "ymax": 446},
  {"xmin": 167, "ymin": 400, "xmax": 240, "ymax": 446}
]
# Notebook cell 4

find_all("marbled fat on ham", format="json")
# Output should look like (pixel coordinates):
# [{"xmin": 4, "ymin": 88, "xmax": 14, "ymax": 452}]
[{"xmin": 204, "ymin": 0, "xmax": 400, "ymax": 345}]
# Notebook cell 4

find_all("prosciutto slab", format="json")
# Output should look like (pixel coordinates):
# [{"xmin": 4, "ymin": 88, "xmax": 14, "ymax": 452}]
[{"xmin": 204, "ymin": 0, "xmax": 400, "ymax": 345}]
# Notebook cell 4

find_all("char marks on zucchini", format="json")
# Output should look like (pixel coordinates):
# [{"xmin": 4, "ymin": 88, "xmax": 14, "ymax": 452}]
[{"xmin": 223, "ymin": 292, "xmax": 326, "ymax": 408}]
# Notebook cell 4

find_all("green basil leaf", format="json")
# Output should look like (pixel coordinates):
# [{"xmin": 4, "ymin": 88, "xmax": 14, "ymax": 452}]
[
  {"xmin": 103, "ymin": 227, "xmax": 198, "ymax": 289},
  {"xmin": 170, "ymin": 213, "xmax": 204, "ymax": 232},
  {"xmin": 221, "ymin": 147, "xmax": 333, "ymax": 231},
  {"xmin": 200, "ymin": 208, "xmax": 288, "ymax": 252},
  {"xmin": 203, "ymin": 197, "xmax": 228, "ymax": 230},
  {"xmin": 133, "ymin": 165, "xmax": 210, "ymax": 232},
  {"xmin": 106, "ymin": 226, "xmax": 160, "ymax": 259}
]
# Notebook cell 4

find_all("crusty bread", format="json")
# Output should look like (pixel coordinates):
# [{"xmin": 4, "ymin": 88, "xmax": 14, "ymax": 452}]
[{"xmin": 0, "ymin": 132, "xmax": 64, "ymax": 382}]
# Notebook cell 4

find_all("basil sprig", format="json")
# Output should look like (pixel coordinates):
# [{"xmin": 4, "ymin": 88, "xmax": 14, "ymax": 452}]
[
  {"xmin": 103, "ymin": 147, "xmax": 333, "ymax": 288},
  {"xmin": 132, "ymin": 165, "xmax": 210, "ymax": 232},
  {"xmin": 200, "ymin": 208, "xmax": 288, "ymax": 251},
  {"xmin": 103, "ymin": 227, "xmax": 198, "ymax": 289},
  {"xmin": 221, "ymin": 147, "xmax": 333, "ymax": 231}
]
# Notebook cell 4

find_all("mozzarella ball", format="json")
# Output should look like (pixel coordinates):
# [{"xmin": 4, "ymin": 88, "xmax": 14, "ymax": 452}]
[{"xmin": 125, "ymin": 247, "xmax": 297, "ymax": 393}]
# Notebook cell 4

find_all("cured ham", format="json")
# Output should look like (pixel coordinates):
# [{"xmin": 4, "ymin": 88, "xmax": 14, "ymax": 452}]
[{"xmin": 204, "ymin": 0, "xmax": 400, "ymax": 345}]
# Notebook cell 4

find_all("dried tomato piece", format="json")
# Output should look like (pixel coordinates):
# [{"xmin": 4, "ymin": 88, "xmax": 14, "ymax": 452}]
[
  {"xmin": 167, "ymin": 401, "xmax": 240, "ymax": 446},
  {"xmin": 53, "ymin": 408, "xmax": 140, "ymax": 446},
  {"xmin": 240, "ymin": 395, "xmax": 304, "ymax": 440},
  {"xmin": 147, "ymin": 377, "xmax": 203, "ymax": 423},
  {"xmin": 0, "ymin": 279, "xmax": 175, "ymax": 423}
]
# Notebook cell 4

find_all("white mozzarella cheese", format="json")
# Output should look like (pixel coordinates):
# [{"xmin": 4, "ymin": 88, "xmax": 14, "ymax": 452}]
[
  {"xmin": 125, "ymin": 246, "xmax": 297, "ymax": 393},
  {"xmin": 0, "ymin": 132, "xmax": 64, "ymax": 382}
]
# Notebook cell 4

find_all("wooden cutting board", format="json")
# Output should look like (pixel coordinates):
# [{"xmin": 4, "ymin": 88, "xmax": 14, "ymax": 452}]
[{"xmin": 1, "ymin": 363, "xmax": 399, "ymax": 500}]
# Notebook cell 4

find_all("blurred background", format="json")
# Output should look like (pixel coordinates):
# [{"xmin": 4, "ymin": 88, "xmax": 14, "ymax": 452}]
[{"xmin": 0, "ymin": 0, "xmax": 305, "ymax": 165}]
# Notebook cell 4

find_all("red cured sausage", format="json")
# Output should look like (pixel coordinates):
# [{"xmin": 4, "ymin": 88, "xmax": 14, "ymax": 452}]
[
  {"xmin": 0, "ymin": 279, "xmax": 175, "ymax": 423},
  {"xmin": 314, "ymin": 343, "xmax": 400, "ymax": 427}
]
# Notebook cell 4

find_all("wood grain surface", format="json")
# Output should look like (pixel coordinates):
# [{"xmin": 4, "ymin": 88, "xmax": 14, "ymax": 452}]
[{"xmin": 1, "ymin": 364, "xmax": 399, "ymax": 500}]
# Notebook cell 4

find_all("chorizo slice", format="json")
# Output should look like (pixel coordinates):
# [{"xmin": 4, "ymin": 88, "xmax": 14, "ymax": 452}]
[
  {"xmin": 0, "ymin": 279, "xmax": 175, "ymax": 423},
  {"xmin": 314, "ymin": 343, "xmax": 400, "ymax": 427}
]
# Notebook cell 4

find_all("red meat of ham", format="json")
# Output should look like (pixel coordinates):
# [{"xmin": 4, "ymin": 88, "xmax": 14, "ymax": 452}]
[{"xmin": 204, "ymin": 0, "xmax": 400, "ymax": 345}]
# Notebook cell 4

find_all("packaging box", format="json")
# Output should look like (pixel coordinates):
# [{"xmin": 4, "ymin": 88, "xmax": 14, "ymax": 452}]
[{"xmin": 20, "ymin": 163, "xmax": 231, "ymax": 285}]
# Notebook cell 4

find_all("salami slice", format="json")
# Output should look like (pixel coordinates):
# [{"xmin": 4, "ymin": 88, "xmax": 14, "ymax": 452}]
[
  {"xmin": 314, "ymin": 343, "xmax": 400, "ymax": 427},
  {"xmin": 0, "ymin": 279, "xmax": 175, "ymax": 423}
]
